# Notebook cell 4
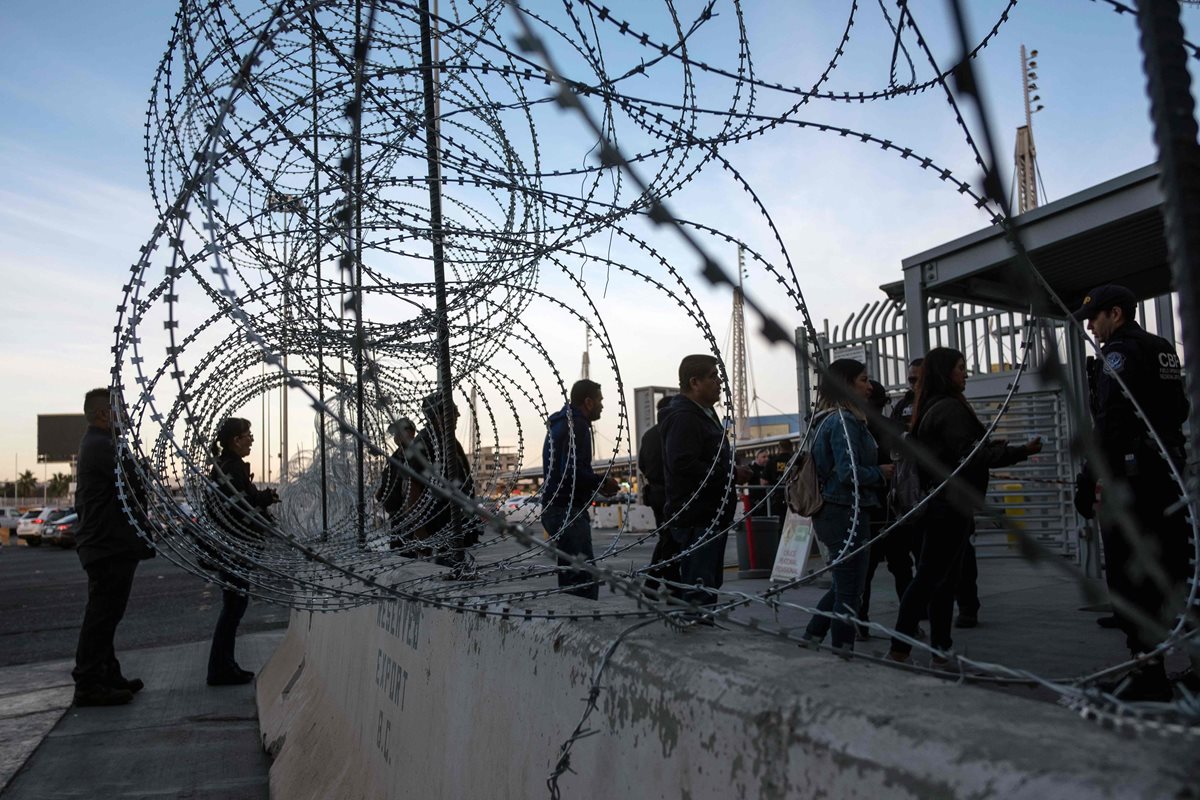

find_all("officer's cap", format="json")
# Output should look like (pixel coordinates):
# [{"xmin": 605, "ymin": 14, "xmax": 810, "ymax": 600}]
[{"xmin": 1072, "ymin": 284, "xmax": 1136, "ymax": 321}]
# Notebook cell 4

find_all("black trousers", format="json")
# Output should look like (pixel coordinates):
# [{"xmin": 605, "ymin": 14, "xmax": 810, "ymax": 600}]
[
  {"xmin": 891, "ymin": 504, "xmax": 972, "ymax": 654},
  {"xmin": 860, "ymin": 510, "xmax": 916, "ymax": 624},
  {"xmin": 208, "ymin": 572, "xmax": 250, "ymax": 678},
  {"xmin": 1101, "ymin": 464, "xmax": 1190, "ymax": 655},
  {"xmin": 956, "ymin": 539, "xmax": 980, "ymax": 616},
  {"xmin": 670, "ymin": 525, "xmax": 728, "ymax": 606},
  {"xmin": 73, "ymin": 557, "xmax": 139, "ymax": 690},
  {"xmin": 643, "ymin": 528, "xmax": 683, "ymax": 595}
]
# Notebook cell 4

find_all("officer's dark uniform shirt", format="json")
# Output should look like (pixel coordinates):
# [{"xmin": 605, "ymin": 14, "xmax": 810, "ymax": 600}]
[
  {"xmin": 1087, "ymin": 320, "xmax": 1187, "ymax": 473},
  {"xmin": 75, "ymin": 425, "xmax": 154, "ymax": 567}
]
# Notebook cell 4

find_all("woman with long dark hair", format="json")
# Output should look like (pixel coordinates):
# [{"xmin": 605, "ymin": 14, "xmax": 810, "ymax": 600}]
[
  {"xmin": 206, "ymin": 417, "xmax": 278, "ymax": 686},
  {"xmin": 802, "ymin": 359, "xmax": 894, "ymax": 650},
  {"xmin": 887, "ymin": 348, "xmax": 1041, "ymax": 664}
]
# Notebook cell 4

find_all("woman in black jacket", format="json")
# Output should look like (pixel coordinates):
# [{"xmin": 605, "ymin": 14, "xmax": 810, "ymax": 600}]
[
  {"xmin": 206, "ymin": 417, "xmax": 278, "ymax": 686},
  {"xmin": 887, "ymin": 349, "xmax": 1041, "ymax": 664}
]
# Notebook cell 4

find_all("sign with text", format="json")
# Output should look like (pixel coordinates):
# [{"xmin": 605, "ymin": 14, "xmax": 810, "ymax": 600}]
[{"xmin": 770, "ymin": 511, "xmax": 816, "ymax": 582}]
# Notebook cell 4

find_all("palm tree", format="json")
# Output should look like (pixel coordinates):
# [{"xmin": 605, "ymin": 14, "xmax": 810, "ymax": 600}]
[
  {"xmin": 48, "ymin": 473, "xmax": 72, "ymax": 498},
  {"xmin": 16, "ymin": 470, "xmax": 37, "ymax": 498}
]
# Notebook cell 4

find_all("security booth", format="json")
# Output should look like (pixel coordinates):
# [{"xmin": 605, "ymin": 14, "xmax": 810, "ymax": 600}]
[{"xmin": 802, "ymin": 163, "xmax": 1180, "ymax": 562}]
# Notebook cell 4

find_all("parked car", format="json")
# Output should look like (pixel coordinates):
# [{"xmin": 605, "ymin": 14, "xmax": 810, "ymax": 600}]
[
  {"xmin": 0, "ymin": 507, "xmax": 21, "ymax": 530},
  {"xmin": 15, "ymin": 509, "xmax": 45, "ymax": 544},
  {"xmin": 500, "ymin": 495, "xmax": 541, "ymax": 524},
  {"xmin": 45, "ymin": 512, "xmax": 80, "ymax": 548},
  {"xmin": 18, "ymin": 507, "xmax": 72, "ymax": 547}
]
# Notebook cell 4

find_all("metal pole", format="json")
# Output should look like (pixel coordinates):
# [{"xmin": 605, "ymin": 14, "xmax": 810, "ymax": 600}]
[
  {"xmin": 353, "ymin": 0, "xmax": 367, "ymax": 546},
  {"xmin": 418, "ymin": 0, "xmax": 460, "ymax": 550},
  {"xmin": 1134, "ymin": 0, "xmax": 1200, "ymax": 473},
  {"xmin": 311, "ymin": 7, "xmax": 329, "ymax": 538}
]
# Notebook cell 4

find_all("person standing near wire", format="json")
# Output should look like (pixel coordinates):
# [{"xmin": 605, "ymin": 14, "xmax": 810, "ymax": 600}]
[
  {"xmin": 71, "ymin": 387, "xmax": 156, "ymax": 707},
  {"xmin": 659, "ymin": 355, "xmax": 753, "ymax": 610},
  {"xmin": 1071, "ymin": 284, "xmax": 1190, "ymax": 700},
  {"xmin": 801, "ymin": 360, "xmax": 893, "ymax": 651},
  {"xmin": 887, "ymin": 349, "xmax": 1040, "ymax": 665},
  {"xmin": 206, "ymin": 417, "xmax": 278, "ymax": 686}
]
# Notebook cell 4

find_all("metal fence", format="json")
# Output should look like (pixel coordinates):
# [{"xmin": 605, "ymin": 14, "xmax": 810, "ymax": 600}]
[{"xmin": 809, "ymin": 293, "xmax": 1180, "ymax": 558}]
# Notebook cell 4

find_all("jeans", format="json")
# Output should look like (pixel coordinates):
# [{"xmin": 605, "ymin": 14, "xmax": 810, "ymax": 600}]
[
  {"xmin": 208, "ymin": 572, "xmax": 250, "ymax": 678},
  {"xmin": 73, "ymin": 557, "xmax": 139, "ymax": 690},
  {"xmin": 669, "ymin": 525, "xmax": 729, "ymax": 606},
  {"xmin": 891, "ymin": 503, "xmax": 972, "ymax": 654},
  {"xmin": 542, "ymin": 505, "xmax": 598, "ymax": 600},
  {"xmin": 804, "ymin": 503, "xmax": 871, "ymax": 650}
]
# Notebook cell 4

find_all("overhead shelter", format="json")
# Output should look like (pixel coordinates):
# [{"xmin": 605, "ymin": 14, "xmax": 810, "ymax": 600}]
[{"xmin": 885, "ymin": 164, "xmax": 1175, "ymax": 359}]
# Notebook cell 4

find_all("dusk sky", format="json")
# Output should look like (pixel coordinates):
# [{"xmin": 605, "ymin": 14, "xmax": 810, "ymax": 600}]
[{"xmin": 2, "ymin": 1, "xmax": 1196, "ymax": 487}]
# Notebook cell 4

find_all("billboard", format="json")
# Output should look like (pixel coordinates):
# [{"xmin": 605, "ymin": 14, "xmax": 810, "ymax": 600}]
[{"xmin": 37, "ymin": 414, "xmax": 89, "ymax": 463}]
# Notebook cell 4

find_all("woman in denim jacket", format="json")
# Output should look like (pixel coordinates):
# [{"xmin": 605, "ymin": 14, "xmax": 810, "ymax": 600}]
[{"xmin": 803, "ymin": 359, "xmax": 894, "ymax": 650}]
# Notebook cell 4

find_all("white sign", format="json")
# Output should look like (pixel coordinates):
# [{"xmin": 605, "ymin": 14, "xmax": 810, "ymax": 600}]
[{"xmin": 770, "ymin": 511, "xmax": 816, "ymax": 582}]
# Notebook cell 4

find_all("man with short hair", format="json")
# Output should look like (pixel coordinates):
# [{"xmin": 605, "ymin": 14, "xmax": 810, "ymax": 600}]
[
  {"xmin": 72, "ymin": 387, "xmax": 155, "ymax": 706},
  {"xmin": 1073, "ymin": 284, "xmax": 1190, "ymax": 700},
  {"xmin": 542, "ymin": 379, "xmax": 619, "ymax": 599},
  {"xmin": 408, "ymin": 394, "xmax": 476, "ymax": 565},
  {"xmin": 890, "ymin": 357, "xmax": 924, "ymax": 430},
  {"xmin": 659, "ymin": 355, "xmax": 752, "ymax": 607},
  {"xmin": 376, "ymin": 417, "xmax": 417, "ymax": 549}
]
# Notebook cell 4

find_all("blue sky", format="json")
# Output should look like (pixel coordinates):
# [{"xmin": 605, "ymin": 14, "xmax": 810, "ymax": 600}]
[{"xmin": 1, "ymin": 1, "xmax": 1196, "ymax": 484}]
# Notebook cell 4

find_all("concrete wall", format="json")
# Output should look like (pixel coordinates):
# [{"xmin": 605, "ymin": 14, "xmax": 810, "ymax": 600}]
[{"xmin": 258, "ymin": 584, "xmax": 1198, "ymax": 799}]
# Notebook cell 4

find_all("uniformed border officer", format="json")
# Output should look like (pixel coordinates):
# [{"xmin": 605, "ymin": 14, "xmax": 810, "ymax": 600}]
[{"xmin": 1072, "ymin": 284, "xmax": 1191, "ymax": 701}]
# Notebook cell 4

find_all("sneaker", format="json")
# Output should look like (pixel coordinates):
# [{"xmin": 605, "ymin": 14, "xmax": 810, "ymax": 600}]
[
  {"xmin": 207, "ymin": 671, "xmax": 255, "ymax": 687},
  {"xmin": 110, "ymin": 676, "xmax": 144, "ymax": 694},
  {"xmin": 74, "ymin": 685, "xmax": 134, "ymax": 707},
  {"xmin": 954, "ymin": 614, "xmax": 978, "ymax": 629},
  {"xmin": 1096, "ymin": 615, "xmax": 1120, "ymax": 629},
  {"xmin": 885, "ymin": 650, "xmax": 911, "ymax": 664},
  {"xmin": 931, "ymin": 654, "xmax": 952, "ymax": 669}
]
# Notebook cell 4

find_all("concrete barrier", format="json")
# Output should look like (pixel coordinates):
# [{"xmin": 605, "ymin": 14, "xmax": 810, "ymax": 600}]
[{"xmin": 257, "ymin": 573, "xmax": 1198, "ymax": 799}]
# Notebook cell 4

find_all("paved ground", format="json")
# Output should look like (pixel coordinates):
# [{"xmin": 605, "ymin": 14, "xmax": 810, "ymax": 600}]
[
  {"xmin": 0, "ymin": 540, "xmax": 289, "ymax": 797},
  {"xmin": 0, "ymin": 528, "xmax": 1184, "ymax": 798},
  {"xmin": 0, "ymin": 545, "xmax": 289, "ymax": 668}
]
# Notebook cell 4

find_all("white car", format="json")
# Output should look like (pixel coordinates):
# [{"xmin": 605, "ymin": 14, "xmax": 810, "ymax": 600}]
[
  {"xmin": 501, "ymin": 496, "xmax": 541, "ymax": 525},
  {"xmin": 0, "ymin": 507, "xmax": 21, "ymax": 530},
  {"xmin": 18, "ymin": 507, "xmax": 69, "ymax": 546}
]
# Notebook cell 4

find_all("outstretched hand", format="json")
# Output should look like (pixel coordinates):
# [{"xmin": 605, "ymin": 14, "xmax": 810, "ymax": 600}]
[{"xmin": 1024, "ymin": 437, "xmax": 1043, "ymax": 456}]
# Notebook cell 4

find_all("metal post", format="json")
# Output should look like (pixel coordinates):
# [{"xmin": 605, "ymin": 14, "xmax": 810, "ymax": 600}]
[
  {"xmin": 311, "ymin": 7, "xmax": 329, "ymax": 539},
  {"xmin": 352, "ymin": 0, "xmax": 367, "ymax": 546},
  {"xmin": 418, "ymin": 0, "xmax": 460, "ymax": 548},
  {"xmin": 1134, "ymin": 0, "xmax": 1200, "ymax": 474}
]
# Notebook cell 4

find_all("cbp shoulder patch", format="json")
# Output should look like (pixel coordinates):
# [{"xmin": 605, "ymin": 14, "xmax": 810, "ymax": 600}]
[{"xmin": 1104, "ymin": 351, "xmax": 1126, "ymax": 374}]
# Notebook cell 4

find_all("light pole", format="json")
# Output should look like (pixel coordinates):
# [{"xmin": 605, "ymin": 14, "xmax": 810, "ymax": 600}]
[{"xmin": 38, "ymin": 454, "xmax": 47, "ymax": 506}]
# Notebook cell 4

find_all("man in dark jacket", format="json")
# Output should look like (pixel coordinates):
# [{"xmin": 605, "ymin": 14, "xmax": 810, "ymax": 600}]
[
  {"xmin": 890, "ymin": 358, "xmax": 924, "ymax": 431},
  {"xmin": 376, "ymin": 417, "xmax": 417, "ymax": 549},
  {"xmin": 638, "ymin": 395, "xmax": 673, "ymax": 528},
  {"xmin": 542, "ymin": 379, "xmax": 619, "ymax": 599},
  {"xmin": 408, "ymin": 395, "xmax": 476, "ymax": 565},
  {"xmin": 1072, "ymin": 284, "xmax": 1190, "ymax": 700},
  {"xmin": 659, "ymin": 355, "xmax": 751, "ymax": 607},
  {"xmin": 72, "ymin": 387, "xmax": 155, "ymax": 706},
  {"xmin": 639, "ymin": 395, "xmax": 677, "ymax": 594}
]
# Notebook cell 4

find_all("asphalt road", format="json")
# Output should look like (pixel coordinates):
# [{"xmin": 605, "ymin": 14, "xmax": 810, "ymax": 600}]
[{"xmin": 0, "ymin": 543, "xmax": 289, "ymax": 668}]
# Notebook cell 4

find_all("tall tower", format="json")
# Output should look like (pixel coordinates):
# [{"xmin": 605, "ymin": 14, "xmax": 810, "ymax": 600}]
[
  {"xmin": 730, "ymin": 247, "xmax": 751, "ymax": 440},
  {"xmin": 581, "ymin": 328, "xmax": 591, "ymax": 380},
  {"xmin": 1014, "ymin": 45, "xmax": 1045, "ymax": 214}
]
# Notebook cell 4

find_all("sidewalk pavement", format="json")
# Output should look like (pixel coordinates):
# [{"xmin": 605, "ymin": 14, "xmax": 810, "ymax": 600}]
[{"xmin": 0, "ymin": 631, "xmax": 283, "ymax": 799}]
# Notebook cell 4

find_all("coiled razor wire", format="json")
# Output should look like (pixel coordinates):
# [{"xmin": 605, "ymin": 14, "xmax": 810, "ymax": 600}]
[{"xmin": 108, "ymin": 0, "xmax": 1200, "ymax": 753}]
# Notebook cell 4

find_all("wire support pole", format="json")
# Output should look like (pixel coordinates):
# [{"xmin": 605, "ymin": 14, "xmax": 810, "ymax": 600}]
[
  {"xmin": 418, "ymin": 0, "xmax": 461, "ymax": 543},
  {"xmin": 1134, "ymin": 0, "xmax": 1200, "ymax": 564},
  {"xmin": 353, "ymin": 0, "xmax": 368, "ymax": 546},
  {"xmin": 311, "ymin": 6, "xmax": 329, "ymax": 539}
]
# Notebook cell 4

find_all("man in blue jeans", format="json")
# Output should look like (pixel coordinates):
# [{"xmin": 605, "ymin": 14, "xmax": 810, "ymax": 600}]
[
  {"xmin": 659, "ymin": 355, "xmax": 752, "ymax": 608},
  {"xmin": 541, "ymin": 379, "xmax": 619, "ymax": 599}
]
